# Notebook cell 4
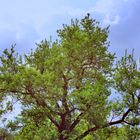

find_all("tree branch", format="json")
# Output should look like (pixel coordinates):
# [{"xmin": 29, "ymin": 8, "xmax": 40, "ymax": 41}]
[
  {"xmin": 0, "ymin": 88, "xmax": 61, "ymax": 130},
  {"xmin": 75, "ymin": 108, "xmax": 132, "ymax": 140},
  {"xmin": 69, "ymin": 112, "xmax": 83, "ymax": 132}
]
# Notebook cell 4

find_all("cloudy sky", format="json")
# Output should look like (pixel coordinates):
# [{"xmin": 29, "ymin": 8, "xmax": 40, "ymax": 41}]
[{"xmin": 0, "ymin": 0, "xmax": 139, "ymax": 58}]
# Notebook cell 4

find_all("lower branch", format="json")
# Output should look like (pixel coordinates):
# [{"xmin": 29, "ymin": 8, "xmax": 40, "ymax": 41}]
[
  {"xmin": 75, "ymin": 108, "xmax": 132, "ymax": 140},
  {"xmin": 69, "ymin": 112, "xmax": 83, "ymax": 132}
]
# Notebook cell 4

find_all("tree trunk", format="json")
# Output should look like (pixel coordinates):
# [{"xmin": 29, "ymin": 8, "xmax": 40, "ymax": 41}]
[{"xmin": 58, "ymin": 134, "xmax": 66, "ymax": 140}]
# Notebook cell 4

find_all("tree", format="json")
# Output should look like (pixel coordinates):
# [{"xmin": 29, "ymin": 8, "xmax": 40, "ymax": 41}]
[{"xmin": 0, "ymin": 14, "xmax": 139, "ymax": 140}]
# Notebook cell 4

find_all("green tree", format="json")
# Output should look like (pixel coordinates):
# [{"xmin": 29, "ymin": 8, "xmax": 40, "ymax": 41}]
[
  {"xmin": 125, "ymin": 125, "xmax": 140, "ymax": 140},
  {"xmin": 0, "ymin": 14, "xmax": 139, "ymax": 140}
]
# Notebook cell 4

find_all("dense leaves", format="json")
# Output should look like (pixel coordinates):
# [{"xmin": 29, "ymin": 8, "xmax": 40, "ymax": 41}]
[{"xmin": 0, "ymin": 14, "xmax": 139, "ymax": 139}]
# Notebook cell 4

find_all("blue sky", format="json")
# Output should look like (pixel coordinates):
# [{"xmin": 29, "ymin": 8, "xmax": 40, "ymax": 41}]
[{"xmin": 0, "ymin": 0, "xmax": 139, "ymax": 59}]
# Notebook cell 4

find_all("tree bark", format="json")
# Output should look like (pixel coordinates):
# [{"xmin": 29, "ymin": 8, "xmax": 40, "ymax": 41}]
[{"xmin": 59, "ymin": 134, "xmax": 66, "ymax": 140}]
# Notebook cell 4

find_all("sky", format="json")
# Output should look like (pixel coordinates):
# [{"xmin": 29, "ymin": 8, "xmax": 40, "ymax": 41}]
[
  {"xmin": 0, "ymin": 0, "xmax": 140, "ymax": 125},
  {"xmin": 0, "ymin": 0, "xmax": 139, "ymax": 59}
]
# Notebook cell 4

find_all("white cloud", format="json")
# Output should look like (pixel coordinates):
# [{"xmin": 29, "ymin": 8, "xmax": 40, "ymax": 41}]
[
  {"xmin": 103, "ymin": 14, "xmax": 120, "ymax": 25},
  {"xmin": 0, "ymin": 0, "xmax": 134, "ymax": 37},
  {"xmin": 49, "ymin": 0, "xmax": 131, "ymax": 26},
  {"xmin": 88, "ymin": 0, "xmax": 122, "ymax": 25},
  {"xmin": 0, "ymin": 0, "xmax": 137, "ymax": 49},
  {"xmin": 90, "ymin": 0, "xmax": 116, "ymax": 14},
  {"xmin": 54, "ymin": 6, "xmax": 86, "ymax": 17}
]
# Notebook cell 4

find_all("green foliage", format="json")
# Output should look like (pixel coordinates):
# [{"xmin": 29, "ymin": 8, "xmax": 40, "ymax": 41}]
[
  {"xmin": 0, "ymin": 127, "xmax": 13, "ymax": 140},
  {"xmin": 0, "ymin": 14, "xmax": 139, "ymax": 140}
]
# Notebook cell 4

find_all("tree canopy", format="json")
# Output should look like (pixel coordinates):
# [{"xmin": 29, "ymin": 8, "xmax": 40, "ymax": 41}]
[{"xmin": 0, "ymin": 14, "xmax": 139, "ymax": 140}]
